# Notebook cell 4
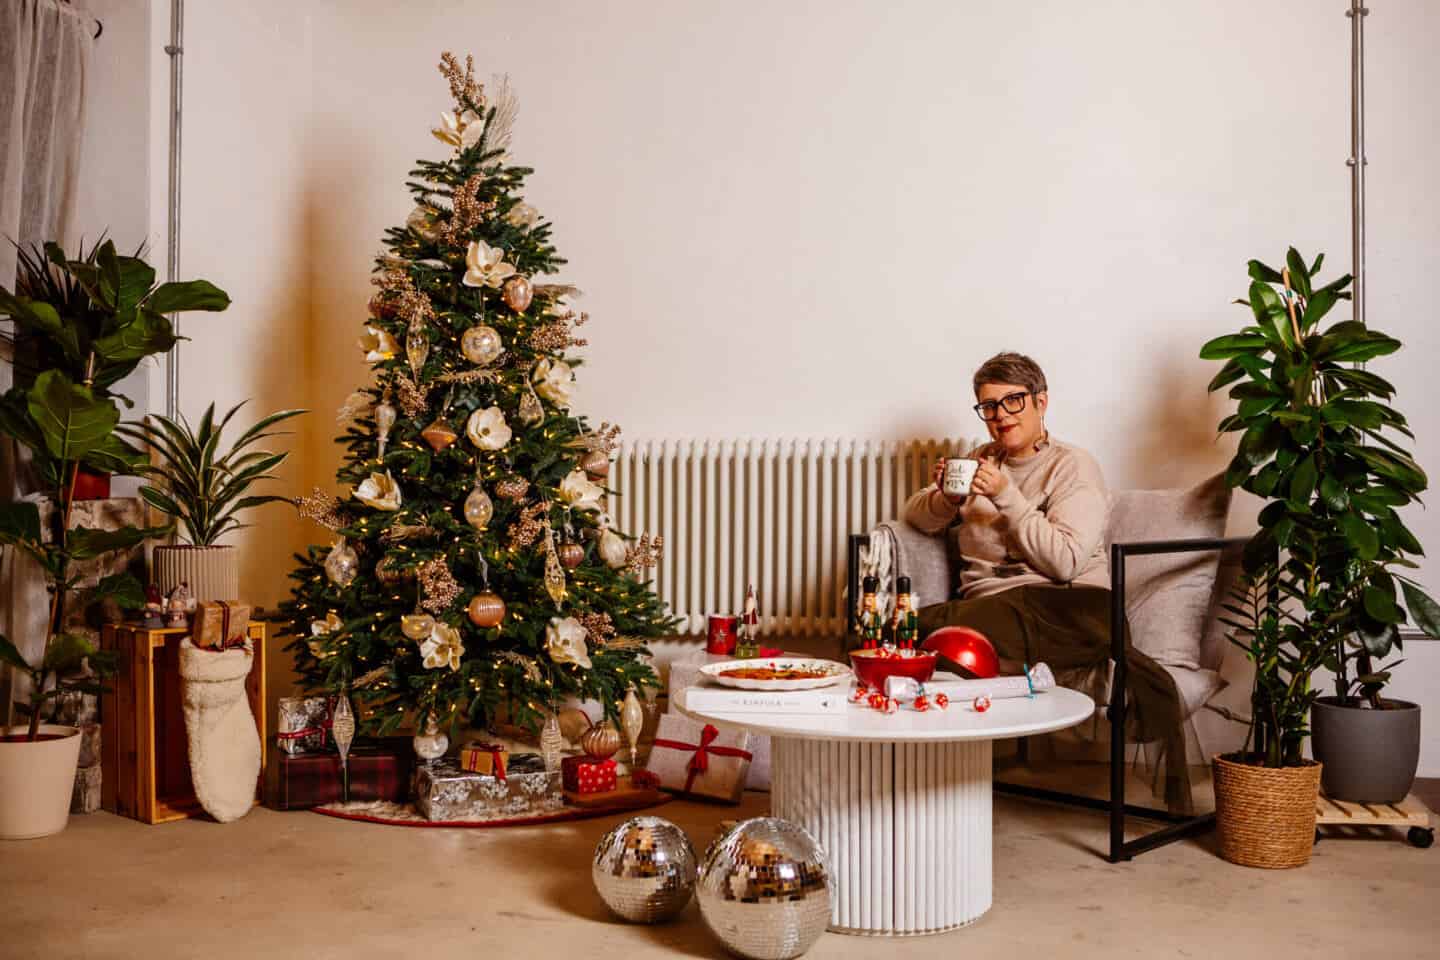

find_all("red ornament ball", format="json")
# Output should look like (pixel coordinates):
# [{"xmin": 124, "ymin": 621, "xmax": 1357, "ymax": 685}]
[{"xmin": 922, "ymin": 626, "xmax": 999, "ymax": 679}]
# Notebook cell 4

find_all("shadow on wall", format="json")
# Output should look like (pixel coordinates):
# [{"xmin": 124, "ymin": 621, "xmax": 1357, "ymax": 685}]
[{"xmin": 1122, "ymin": 354, "xmax": 1233, "ymax": 491}]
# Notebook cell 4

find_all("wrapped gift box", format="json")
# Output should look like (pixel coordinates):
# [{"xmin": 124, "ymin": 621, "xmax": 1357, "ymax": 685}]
[
  {"xmin": 458, "ymin": 741, "xmax": 508, "ymax": 779},
  {"xmin": 191, "ymin": 601, "xmax": 254, "ymax": 650},
  {"xmin": 645, "ymin": 713, "xmax": 752, "ymax": 804},
  {"xmin": 267, "ymin": 742, "xmax": 412, "ymax": 810},
  {"xmin": 276, "ymin": 696, "xmax": 330, "ymax": 756},
  {"xmin": 414, "ymin": 756, "xmax": 562, "ymax": 821},
  {"xmin": 667, "ymin": 648, "xmax": 773, "ymax": 790},
  {"xmin": 562, "ymin": 755, "xmax": 617, "ymax": 793}
]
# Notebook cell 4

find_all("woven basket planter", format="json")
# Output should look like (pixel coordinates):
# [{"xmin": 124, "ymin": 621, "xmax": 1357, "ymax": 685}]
[{"xmin": 1212, "ymin": 753, "xmax": 1322, "ymax": 869}]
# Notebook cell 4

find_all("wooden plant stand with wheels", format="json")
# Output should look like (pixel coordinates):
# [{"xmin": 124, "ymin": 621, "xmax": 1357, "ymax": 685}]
[{"xmin": 1314, "ymin": 792, "xmax": 1434, "ymax": 849}]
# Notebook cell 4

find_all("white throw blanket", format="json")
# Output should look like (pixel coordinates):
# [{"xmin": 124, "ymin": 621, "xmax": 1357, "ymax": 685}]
[{"xmin": 179, "ymin": 639, "xmax": 260, "ymax": 823}]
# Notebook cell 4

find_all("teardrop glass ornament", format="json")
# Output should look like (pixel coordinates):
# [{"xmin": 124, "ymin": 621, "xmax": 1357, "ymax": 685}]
[
  {"xmin": 544, "ymin": 530, "xmax": 567, "ymax": 604},
  {"xmin": 540, "ymin": 713, "xmax": 564, "ymax": 774},
  {"xmin": 375, "ymin": 400, "xmax": 397, "ymax": 460},
  {"xmin": 463, "ymin": 484, "xmax": 494, "ymax": 531},
  {"xmin": 406, "ymin": 330, "xmax": 429, "ymax": 377}
]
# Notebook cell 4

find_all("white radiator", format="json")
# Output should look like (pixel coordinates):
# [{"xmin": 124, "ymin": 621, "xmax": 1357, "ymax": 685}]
[{"xmin": 609, "ymin": 438, "xmax": 971, "ymax": 638}]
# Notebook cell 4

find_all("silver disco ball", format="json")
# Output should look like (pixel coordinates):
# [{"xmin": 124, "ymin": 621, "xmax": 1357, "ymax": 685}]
[
  {"xmin": 592, "ymin": 816, "xmax": 698, "ymax": 923},
  {"xmin": 698, "ymin": 817, "xmax": 831, "ymax": 960}
]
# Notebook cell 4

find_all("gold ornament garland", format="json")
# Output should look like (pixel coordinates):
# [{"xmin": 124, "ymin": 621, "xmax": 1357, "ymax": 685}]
[
  {"xmin": 624, "ymin": 534, "xmax": 664, "ymax": 576},
  {"xmin": 298, "ymin": 488, "xmax": 347, "ymax": 532},
  {"xmin": 438, "ymin": 52, "xmax": 483, "ymax": 109},
  {"xmin": 417, "ymin": 558, "xmax": 462, "ymax": 614}
]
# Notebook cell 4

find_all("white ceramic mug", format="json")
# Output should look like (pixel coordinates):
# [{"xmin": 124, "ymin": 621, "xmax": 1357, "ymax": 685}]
[{"xmin": 942, "ymin": 457, "xmax": 979, "ymax": 498}]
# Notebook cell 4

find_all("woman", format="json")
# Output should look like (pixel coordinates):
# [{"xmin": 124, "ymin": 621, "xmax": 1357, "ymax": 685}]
[{"xmin": 904, "ymin": 351, "xmax": 1191, "ymax": 813}]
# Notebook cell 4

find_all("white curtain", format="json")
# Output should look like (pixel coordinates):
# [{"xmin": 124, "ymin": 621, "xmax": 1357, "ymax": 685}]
[{"xmin": 0, "ymin": 0, "xmax": 93, "ymax": 725}]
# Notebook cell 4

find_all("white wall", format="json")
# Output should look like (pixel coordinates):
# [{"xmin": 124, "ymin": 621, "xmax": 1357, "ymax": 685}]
[{"xmin": 139, "ymin": 1, "xmax": 1439, "ymax": 766}]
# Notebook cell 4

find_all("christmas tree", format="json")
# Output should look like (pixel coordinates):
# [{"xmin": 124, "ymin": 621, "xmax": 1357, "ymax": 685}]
[{"xmin": 280, "ymin": 54, "xmax": 673, "ymax": 738}]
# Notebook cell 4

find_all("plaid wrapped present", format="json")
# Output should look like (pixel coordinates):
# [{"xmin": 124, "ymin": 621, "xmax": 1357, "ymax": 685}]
[
  {"xmin": 562, "ymin": 755, "xmax": 617, "ymax": 794},
  {"xmin": 267, "ymin": 741, "xmax": 413, "ymax": 810}
]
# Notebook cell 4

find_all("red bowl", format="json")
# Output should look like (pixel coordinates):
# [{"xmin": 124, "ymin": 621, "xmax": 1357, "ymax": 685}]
[{"xmin": 849, "ymin": 648, "xmax": 937, "ymax": 689}]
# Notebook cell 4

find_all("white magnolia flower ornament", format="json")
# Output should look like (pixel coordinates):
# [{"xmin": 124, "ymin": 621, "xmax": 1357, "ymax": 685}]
[
  {"xmin": 558, "ymin": 469, "xmax": 604, "ymax": 513},
  {"xmin": 506, "ymin": 202, "xmax": 540, "ymax": 229},
  {"xmin": 420, "ymin": 621, "xmax": 465, "ymax": 672},
  {"xmin": 462, "ymin": 239, "xmax": 517, "ymax": 289},
  {"xmin": 546, "ymin": 616, "xmax": 592, "ymax": 669},
  {"xmin": 466, "ymin": 406, "xmax": 512, "ymax": 451},
  {"xmin": 359, "ymin": 325, "xmax": 400, "ymax": 364},
  {"xmin": 533, "ymin": 358, "xmax": 575, "ymax": 409},
  {"xmin": 432, "ymin": 109, "xmax": 484, "ymax": 150},
  {"xmin": 354, "ymin": 470, "xmax": 403, "ymax": 511},
  {"xmin": 308, "ymin": 611, "xmax": 343, "ymax": 657}
]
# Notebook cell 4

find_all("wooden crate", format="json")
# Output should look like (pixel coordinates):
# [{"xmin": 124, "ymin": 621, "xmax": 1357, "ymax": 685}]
[
  {"xmin": 99, "ymin": 623, "xmax": 266, "ymax": 824},
  {"xmin": 1316, "ymin": 792, "xmax": 1434, "ymax": 847}
]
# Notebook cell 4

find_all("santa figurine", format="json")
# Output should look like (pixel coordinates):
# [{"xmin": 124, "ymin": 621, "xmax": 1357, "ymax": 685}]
[
  {"xmin": 141, "ymin": 583, "xmax": 166, "ymax": 629},
  {"xmin": 165, "ymin": 582, "xmax": 193, "ymax": 628}
]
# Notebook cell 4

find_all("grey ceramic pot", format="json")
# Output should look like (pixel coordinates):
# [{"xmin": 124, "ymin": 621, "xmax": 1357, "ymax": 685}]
[{"xmin": 1311, "ymin": 696, "xmax": 1420, "ymax": 804}]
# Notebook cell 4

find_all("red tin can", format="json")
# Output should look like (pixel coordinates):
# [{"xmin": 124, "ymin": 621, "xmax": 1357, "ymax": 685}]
[{"xmin": 706, "ymin": 615, "xmax": 738, "ymax": 655}]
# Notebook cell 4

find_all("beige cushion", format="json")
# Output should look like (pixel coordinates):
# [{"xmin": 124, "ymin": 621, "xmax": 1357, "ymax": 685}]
[{"xmin": 1106, "ymin": 474, "xmax": 1231, "ymax": 671}]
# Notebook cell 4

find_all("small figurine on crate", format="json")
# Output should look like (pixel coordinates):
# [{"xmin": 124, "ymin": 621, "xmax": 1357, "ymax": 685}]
[
  {"xmin": 165, "ymin": 582, "xmax": 193, "ymax": 628},
  {"xmin": 141, "ymin": 584, "xmax": 166, "ymax": 629}
]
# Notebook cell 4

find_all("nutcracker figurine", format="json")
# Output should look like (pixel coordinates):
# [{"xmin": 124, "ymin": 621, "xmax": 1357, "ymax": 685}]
[
  {"xmin": 858, "ymin": 576, "xmax": 883, "ymax": 649},
  {"xmin": 892, "ymin": 575, "xmax": 918, "ymax": 649}
]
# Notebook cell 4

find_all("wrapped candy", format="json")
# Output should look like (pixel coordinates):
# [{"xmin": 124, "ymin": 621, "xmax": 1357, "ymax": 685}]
[
  {"xmin": 934, "ymin": 692, "xmax": 950, "ymax": 710},
  {"xmin": 972, "ymin": 695, "xmax": 992, "ymax": 713}
]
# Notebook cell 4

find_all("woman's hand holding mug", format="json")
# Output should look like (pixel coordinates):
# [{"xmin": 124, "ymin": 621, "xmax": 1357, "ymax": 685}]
[{"xmin": 970, "ymin": 457, "xmax": 1009, "ymax": 499}]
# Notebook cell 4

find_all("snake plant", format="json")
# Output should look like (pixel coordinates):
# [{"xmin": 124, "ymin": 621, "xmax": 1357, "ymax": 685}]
[{"xmin": 122, "ymin": 402, "xmax": 306, "ymax": 546}]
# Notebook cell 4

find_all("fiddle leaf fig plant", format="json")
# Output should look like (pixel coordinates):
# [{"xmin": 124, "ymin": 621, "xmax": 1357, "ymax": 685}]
[
  {"xmin": 0, "ymin": 240, "xmax": 228, "ymax": 739},
  {"xmin": 1201, "ymin": 248, "xmax": 1439, "ymax": 766}
]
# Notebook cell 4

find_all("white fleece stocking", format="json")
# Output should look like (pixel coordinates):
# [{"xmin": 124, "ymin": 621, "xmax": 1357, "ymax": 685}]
[{"xmin": 179, "ymin": 640, "xmax": 261, "ymax": 823}]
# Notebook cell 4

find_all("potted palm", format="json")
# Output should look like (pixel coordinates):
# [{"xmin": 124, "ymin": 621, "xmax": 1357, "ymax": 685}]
[
  {"xmin": 0, "ymin": 240, "xmax": 226, "ymax": 838},
  {"xmin": 1201, "ymin": 248, "xmax": 1438, "ymax": 865},
  {"xmin": 122, "ymin": 401, "xmax": 305, "ymax": 602}
]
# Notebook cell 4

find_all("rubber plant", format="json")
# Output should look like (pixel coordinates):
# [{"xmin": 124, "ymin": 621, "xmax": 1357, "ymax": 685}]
[
  {"xmin": 120, "ymin": 401, "xmax": 306, "ymax": 546},
  {"xmin": 1200, "ymin": 248, "xmax": 1440, "ymax": 766},
  {"xmin": 0, "ymin": 239, "xmax": 230, "ymax": 739}
]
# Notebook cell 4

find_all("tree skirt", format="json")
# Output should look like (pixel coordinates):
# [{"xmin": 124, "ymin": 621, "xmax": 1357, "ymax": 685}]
[{"xmin": 312, "ymin": 793, "xmax": 671, "ymax": 828}]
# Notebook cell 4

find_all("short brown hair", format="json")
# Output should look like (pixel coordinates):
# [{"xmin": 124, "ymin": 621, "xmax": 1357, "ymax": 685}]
[{"xmin": 973, "ymin": 352, "xmax": 1047, "ymax": 397}]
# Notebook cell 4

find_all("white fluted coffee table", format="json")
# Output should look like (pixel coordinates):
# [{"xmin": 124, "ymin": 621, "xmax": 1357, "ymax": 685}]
[{"xmin": 675, "ymin": 685, "xmax": 1094, "ymax": 936}]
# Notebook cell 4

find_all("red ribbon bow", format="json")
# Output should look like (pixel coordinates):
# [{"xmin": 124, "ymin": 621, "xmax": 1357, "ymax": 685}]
[{"xmin": 652, "ymin": 723, "xmax": 753, "ymax": 793}]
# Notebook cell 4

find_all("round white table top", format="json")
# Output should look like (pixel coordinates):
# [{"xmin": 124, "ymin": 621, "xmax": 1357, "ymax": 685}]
[{"xmin": 673, "ymin": 685, "xmax": 1095, "ymax": 743}]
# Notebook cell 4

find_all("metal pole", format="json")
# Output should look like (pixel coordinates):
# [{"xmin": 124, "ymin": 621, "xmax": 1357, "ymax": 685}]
[
  {"xmin": 1347, "ymin": 0, "xmax": 1368, "ymax": 328},
  {"xmin": 164, "ymin": 0, "xmax": 184, "ymax": 419}
]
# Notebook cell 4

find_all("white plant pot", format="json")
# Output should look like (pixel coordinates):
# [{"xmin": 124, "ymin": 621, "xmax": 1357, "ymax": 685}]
[
  {"xmin": 152, "ymin": 544, "xmax": 240, "ymax": 603},
  {"xmin": 0, "ymin": 724, "xmax": 82, "ymax": 840}
]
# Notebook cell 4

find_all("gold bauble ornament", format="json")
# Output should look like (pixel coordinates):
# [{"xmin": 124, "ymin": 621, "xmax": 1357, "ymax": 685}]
[
  {"xmin": 460, "ymin": 324, "xmax": 504, "ymax": 366},
  {"xmin": 502, "ymin": 275, "xmax": 533, "ymax": 313},
  {"xmin": 376, "ymin": 555, "xmax": 403, "ymax": 586},
  {"xmin": 579, "ymin": 722, "xmax": 622, "ymax": 761},
  {"xmin": 463, "ymin": 484, "xmax": 494, "ymax": 531},
  {"xmin": 401, "ymin": 613, "xmax": 436, "ymax": 640},
  {"xmin": 579, "ymin": 449, "xmax": 610, "ymax": 480},
  {"xmin": 324, "ymin": 537, "xmax": 359, "ymax": 587},
  {"xmin": 421, "ymin": 419, "xmax": 458, "ymax": 452},
  {"xmin": 467, "ymin": 591, "xmax": 506, "ymax": 628},
  {"xmin": 558, "ymin": 541, "xmax": 585, "ymax": 569}
]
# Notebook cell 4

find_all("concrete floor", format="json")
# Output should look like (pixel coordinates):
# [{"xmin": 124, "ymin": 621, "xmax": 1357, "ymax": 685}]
[{"xmin": 4, "ymin": 790, "xmax": 1436, "ymax": 960}]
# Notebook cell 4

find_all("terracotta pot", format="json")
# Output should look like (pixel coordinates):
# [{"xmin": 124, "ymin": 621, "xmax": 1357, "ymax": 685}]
[
  {"xmin": 152, "ymin": 544, "xmax": 239, "ymax": 603},
  {"xmin": 1212, "ymin": 753, "xmax": 1321, "ymax": 869},
  {"xmin": 0, "ymin": 724, "xmax": 82, "ymax": 840}
]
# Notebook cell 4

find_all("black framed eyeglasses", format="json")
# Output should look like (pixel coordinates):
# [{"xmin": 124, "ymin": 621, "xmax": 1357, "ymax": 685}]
[{"xmin": 973, "ymin": 391, "xmax": 1030, "ymax": 422}]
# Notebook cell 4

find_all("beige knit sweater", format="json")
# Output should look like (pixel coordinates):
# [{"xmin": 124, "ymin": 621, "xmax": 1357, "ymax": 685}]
[{"xmin": 903, "ymin": 438, "xmax": 1110, "ymax": 599}]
